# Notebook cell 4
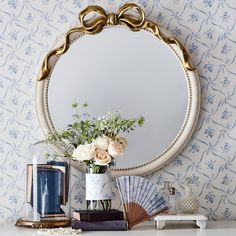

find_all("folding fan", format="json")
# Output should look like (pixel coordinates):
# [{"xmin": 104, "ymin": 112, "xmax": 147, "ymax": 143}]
[{"xmin": 116, "ymin": 176, "xmax": 168, "ymax": 229}]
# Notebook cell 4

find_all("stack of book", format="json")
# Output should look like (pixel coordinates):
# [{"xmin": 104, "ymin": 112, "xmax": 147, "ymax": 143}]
[{"xmin": 71, "ymin": 209, "xmax": 128, "ymax": 231}]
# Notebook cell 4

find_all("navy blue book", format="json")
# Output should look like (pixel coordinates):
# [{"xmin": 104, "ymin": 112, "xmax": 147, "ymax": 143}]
[
  {"xmin": 31, "ymin": 168, "xmax": 64, "ymax": 215},
  {"xmin": 47, "ymin": 161, "xmax": 69, "ymax": 203},
  {"xmin": 71, "ymin": 218, "xmax": 128, "ymax": 231}
]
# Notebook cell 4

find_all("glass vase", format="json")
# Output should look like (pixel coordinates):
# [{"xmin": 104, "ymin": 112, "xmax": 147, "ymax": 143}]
[
  {"xmin": 86, "ymin": 163, "xmax": 112, "ymax": 211},
  {"xmin": 16, "ymin": 141, "xmax": 71, "ymax": 228}
]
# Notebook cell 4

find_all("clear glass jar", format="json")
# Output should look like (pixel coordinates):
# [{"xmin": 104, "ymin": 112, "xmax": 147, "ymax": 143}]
[
  {"xmin": 16, "ymin": 141, "xmax": 71, "ymax": 228},
  {"xmin": 160, "ymin": 181, "xmax": 170, "ymax": 213},
  {"xmin": 86, "ymin": 163, "xmax": 112, "ymax": 211}
]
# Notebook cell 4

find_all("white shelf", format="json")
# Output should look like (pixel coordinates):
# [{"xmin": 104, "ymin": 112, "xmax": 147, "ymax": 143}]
[{"xmin": 155, "ymin": 214, "xmax": 208, "ymax": 230}]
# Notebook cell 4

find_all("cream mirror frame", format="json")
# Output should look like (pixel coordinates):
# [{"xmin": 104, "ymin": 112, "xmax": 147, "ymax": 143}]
[{"xmin": 35, "ymin": 3, "xmax": 200, "ymax": 177}]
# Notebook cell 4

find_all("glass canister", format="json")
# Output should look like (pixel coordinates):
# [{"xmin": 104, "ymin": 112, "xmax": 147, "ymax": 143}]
[
  {"xmin": 86, "ymin": 163, "xmax": 112, "ymax": 211},
  {"xmin": 160, "ymin": 181, "xmax": 171, "ymax": 213},
  {"xmin": 16, "ymin": 141, "xmax": 71, "ymax": 228}
]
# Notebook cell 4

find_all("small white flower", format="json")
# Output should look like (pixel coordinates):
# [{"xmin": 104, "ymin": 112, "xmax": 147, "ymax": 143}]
[{"xmin": 72, "ymin": 143, "xmax": 95, "ymax": 161}]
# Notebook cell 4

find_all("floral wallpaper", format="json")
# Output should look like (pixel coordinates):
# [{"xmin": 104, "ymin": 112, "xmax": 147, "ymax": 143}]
[{"xmin": 1, "ymin": 0, "xmax": 236, "ymax": 221}]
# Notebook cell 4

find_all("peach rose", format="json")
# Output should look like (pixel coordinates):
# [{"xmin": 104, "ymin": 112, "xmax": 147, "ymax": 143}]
[
  {"xmin": 108, "ymin": 141, "xmax": 125, "ymax": 157},
  {"xmin": 116, "ymin": 136, "xmax": 128, "ymax": 149},
  {"xmin": 94, "ymin": 149, "xmax": 111, "ymax": 166}
]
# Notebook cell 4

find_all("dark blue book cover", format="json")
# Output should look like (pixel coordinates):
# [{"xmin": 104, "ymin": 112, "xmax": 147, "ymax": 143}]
[
  {"xmin": 32, "ymin": 168, "xmax": 64, "ymax": 215},
  {"xmin": 47, "ymin": 161, "xmax": 69, "ymax": 203},
  {"xmin": 71, "ymin": 218, "xmax": 128, "ymax": 231}
]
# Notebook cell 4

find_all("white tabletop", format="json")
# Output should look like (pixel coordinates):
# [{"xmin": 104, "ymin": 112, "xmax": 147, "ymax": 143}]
[{"xmin": 1, "ymin": 221, "xmax": 236, "ymax": 236}]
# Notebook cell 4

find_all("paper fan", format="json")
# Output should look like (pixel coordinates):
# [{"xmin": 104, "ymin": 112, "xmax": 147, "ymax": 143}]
[{"xmin": 116, "ymin": 176, "xmax": 168, "ymax": 229}]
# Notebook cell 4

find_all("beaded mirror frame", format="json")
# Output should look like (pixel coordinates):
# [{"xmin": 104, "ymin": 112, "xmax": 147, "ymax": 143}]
[{"xmin": 35, "ymin": 3, "xmax": 200, "ymax": 177}]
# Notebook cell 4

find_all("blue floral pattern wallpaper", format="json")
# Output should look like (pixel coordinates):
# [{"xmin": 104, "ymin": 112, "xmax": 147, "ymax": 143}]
[{"xmin": 1, "ymin": 0, "xmax": 236, "ymax": 221}]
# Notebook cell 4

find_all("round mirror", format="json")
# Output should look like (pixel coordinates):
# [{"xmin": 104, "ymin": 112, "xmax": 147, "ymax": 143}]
[
  {"xmin": 49, "ymin": 27, "xmax": 188, "ymax": 169},
  {"xmin": 36, "ymin": 5, "xmax": 200, "ymax": 177}
]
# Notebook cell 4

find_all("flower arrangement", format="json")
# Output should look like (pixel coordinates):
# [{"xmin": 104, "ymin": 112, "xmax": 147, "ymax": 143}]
[
  {"xmin": 47, "ymin": 102, "xmax": 144, "ymax": 211},
  {"xmin": 47, "ymin": 102, "xmax": 144, "ymax": 171}
]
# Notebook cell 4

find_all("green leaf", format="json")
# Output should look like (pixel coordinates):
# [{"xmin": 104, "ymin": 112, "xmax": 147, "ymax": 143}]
[
  {"xmin": 72, "ymin": 102, "xmax": 78, "ymax": 108},
  {"xmin": 46, "ymin": 102, "xmax": 145, "ymax": 154}
]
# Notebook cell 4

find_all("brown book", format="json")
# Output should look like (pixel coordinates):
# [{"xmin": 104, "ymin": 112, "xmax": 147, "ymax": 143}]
[{"xmin": 73, "ymin": 209, "xmax": 124, "ymax": 222}]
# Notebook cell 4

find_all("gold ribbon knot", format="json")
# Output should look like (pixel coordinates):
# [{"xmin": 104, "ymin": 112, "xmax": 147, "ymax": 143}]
[{"xmin": 79, "ymin": 3, "xmax": 145, "ymax": 34}]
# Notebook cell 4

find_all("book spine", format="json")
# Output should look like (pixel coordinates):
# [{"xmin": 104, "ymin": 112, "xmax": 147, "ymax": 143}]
[
  {"xmin": 71, "ymin": 219, "xmax": 128, "ymax": 231},
  {"xmin": 73, "ymin": 211, "xmax": 123, "ymax": 222}
]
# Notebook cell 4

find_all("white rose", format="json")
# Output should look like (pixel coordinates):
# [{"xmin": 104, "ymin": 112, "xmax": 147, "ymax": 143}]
[
  {"xmin": 94, "ymin": 150, "xmax": 111, "ymax": 166},
  {"xmin": 108, "ymin": 141, "xmax": 125, "ymax": 157},
  {"xmin": 72, "ymin": 143, "xmax": 95, "ymax": 161},
  {"xmin": 116, "ymin": 136, "xmax": 128, "ymax": 149},
  {"xmin": 94, "ymin": 136, "xmax": 110, "ymax": 150}
]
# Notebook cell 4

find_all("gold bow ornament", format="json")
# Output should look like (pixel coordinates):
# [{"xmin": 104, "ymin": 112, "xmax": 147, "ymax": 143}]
[{"xmin": 38, "ymin": 3, "xmax": 194, "ymax": 81}]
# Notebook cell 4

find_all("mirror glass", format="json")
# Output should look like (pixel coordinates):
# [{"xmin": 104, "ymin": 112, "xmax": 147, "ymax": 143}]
[{"xmin": 48, "ymin": 27, "xmax": 188, "ymax": 169}]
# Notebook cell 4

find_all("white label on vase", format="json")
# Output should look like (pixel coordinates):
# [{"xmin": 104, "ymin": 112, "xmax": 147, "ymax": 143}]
[{"xmin": 86, "ymin": 173, "xmax": 112, "ymax": 200}]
